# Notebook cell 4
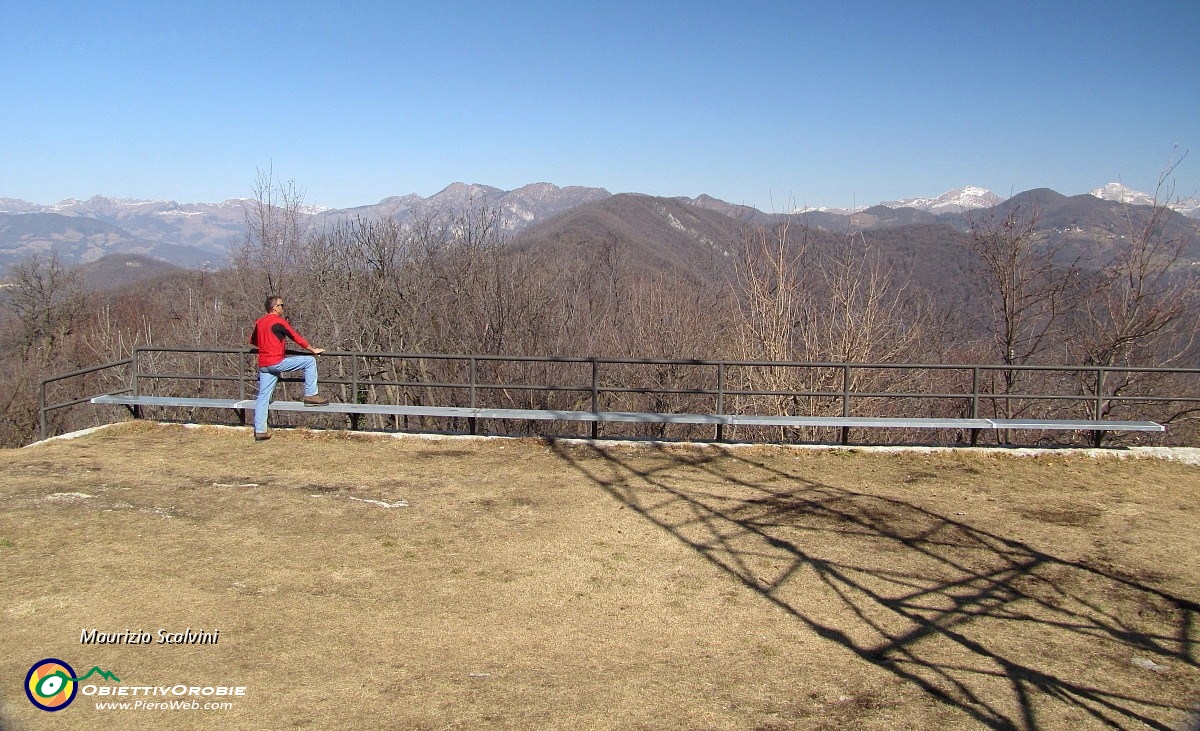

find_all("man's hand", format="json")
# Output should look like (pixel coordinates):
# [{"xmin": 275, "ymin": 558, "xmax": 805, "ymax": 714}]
[{"xmin": 310, "ymin": 348, "xmax": 326, "ymax": 356}]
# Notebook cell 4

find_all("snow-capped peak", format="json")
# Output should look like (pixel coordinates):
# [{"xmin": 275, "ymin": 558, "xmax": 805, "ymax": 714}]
[
  {"xmin": 880, "ymin": 186, "xmax": 1003, "ymax": 214},
  {"xmin": 1091, "ymin": 182, "xmax": 1200, "ymax": 217},
  {"xmin": 1090, "ymin": 182, "xmax": 1155, "ymax": 206}
]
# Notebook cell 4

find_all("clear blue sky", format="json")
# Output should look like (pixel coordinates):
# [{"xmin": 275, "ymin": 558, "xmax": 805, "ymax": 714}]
[{"xmin": 2, "ymin": 0, "xmax": 1198, "ymax": 210}]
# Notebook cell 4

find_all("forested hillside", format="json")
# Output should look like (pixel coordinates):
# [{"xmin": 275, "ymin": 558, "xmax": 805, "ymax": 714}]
[{"xmin": 3, "ymin": 181, "xmax": 1197, "ymax": 447}]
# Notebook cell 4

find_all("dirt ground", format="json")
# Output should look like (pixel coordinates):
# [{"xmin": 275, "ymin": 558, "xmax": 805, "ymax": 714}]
[{"xmin": 1, "ymin": 421, "xmax": 1198, "ymax": 731}]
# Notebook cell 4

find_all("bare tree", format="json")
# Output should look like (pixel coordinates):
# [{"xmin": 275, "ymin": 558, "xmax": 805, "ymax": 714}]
[
  {"xmin": 810, "ymin": 232, "xmax": 929, "ymax": 364},
  {"xmin": 0, "ymin": 252, "xmax": 92, "ymax": 444},
  {"xmin": 965, "ymin": 198, "xmax": 1081, "ymax": 417},
  {"xmin": 232, "ymin": 166, "xmax": 310, "ymax": 296},
  {"xmin": 728, "ymin": 220, "xmax": 935, "ymax": 438},
  {"xmin": 732, "ymin": 219, "xmax": 812, "ymax": 363},
  {"xmin": 1078, "ymin": 156, "xmax": 1199, "ymax": 368},
  {"xmin": 1072, "ymin": 155, "xmax": 1200, "ymax": 429},
  {"xmin": 2, "ymin": 251, "xmax": 88, "ymax": 356}
]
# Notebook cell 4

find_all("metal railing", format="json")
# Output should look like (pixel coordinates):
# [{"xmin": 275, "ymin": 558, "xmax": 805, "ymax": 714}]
[
  {"xmin": 39, "ymin": 358, "xmax": 133, "ymax": 441},
  {"xmin": 39, "ymin": 346, "xmax": 1200, "ymax": 445}
]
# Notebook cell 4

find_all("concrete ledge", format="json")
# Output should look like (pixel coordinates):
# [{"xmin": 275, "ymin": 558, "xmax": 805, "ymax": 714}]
[{"xmin": 89, "ymin": 394, "xmax": 1165, "ymax": 434}]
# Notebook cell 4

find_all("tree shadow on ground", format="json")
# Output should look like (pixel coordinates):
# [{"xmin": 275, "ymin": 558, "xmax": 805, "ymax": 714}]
[{"xmin": 549, "ymin": 441, "xmax": 1199, "ymax": 730}]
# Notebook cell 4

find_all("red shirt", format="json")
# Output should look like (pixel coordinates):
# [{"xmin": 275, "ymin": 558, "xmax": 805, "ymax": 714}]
[{"xmin": 250, "ymin": 313, "xmax": 312, "ymax": 367}]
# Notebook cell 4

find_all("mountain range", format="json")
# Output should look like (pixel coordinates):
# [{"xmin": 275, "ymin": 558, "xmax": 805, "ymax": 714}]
[{"xmin": 1, "ymin": 181, "xmax": 1197, "ymax": 273}]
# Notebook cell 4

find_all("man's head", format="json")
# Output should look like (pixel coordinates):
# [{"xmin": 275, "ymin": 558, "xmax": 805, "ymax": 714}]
[{"xmin": 265, "ymin": 296, "xmax": 284, "ymax": 314}]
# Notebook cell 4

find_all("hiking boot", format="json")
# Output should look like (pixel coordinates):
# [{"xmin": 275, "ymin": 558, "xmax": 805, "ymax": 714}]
[
  {"xmin": 254, "ymin": 432, "xmax": 271, "ymax": 441},
  {"xmin": 302, "ymin": 394, "xmax": 330, "ymax": 407}
]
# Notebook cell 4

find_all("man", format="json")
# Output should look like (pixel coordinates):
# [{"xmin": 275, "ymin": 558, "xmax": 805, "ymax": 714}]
[{"xmin": 250, "ymin": 295, "xmax": 330, "ymax": 441}]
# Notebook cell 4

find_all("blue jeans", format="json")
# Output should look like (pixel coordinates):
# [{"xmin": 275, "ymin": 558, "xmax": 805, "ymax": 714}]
[{"xmin": 254, "ymin": 355, "xmax": 319, "ymax": 433}]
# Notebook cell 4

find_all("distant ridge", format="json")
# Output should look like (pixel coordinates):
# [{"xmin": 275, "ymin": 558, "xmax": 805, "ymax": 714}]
[
  {"xmin": 76, "ymin": 253, "xmax": 185, "ymax": 290},
  {"xmin": 322, "ymin": 181, "xmax": 611, "ymax": 230},
  {"xmin": 3, "ymin": 180, "xmax": 1198, "ymax": 272},
  {"xmin": 512, "ymin": 193, "xmax": 744, "ymax": 273}
]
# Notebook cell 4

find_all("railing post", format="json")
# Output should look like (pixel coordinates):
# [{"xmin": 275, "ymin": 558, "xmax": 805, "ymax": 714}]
[
  {"xmin": 39, "ymin": 380, "xmax": 47, "ymax": 442},
  {"xmin": 132, "ymin": 347, "xmax": 141, "ymax": 397},
  {"xmin": 349, "ymin": 354, "xmax": 361, "ymax": 432},
  {"xmin": 236, "ymin": 350, "xmax": 248, "ymax": 428},
  {"xmin": 716, "ymin": 362, "xmax": 725, "ymax": 442},
  {"xmin": 590, "ymin": 358, "xmax": 599, "ymax": 439},
  {"xmin": 970, "ymin": 366, "xmax": 981, "ymax": 446},
  {"xmin": 238, "ymin": 351, "xmax": 247, "ymax": 400},
  {"xmin": 131, "ymin": 347, "xmax": 143, "ymax": 419},
  {"xmin": 970, "ymin": 367, "xmax": 980, "ymax": 418},
  {"xmin": 469, "ymin": 356, "xmax": 478, "ymax": 435},
  {"xmin": 469, "ymin": 357, "xmax": 477, "ymax": 408},
  {"xmin": 841, "ymin": 364, "xmax": 851, "ymax": 445},
  {"xmin": 842, "ymin": 364, "xmax": 851, "ymax": 416},
  {"xmin": 1093, "ymin": 366, "xmax": 1106, "ymax": 448},
  {"xmin": 717, "ymin": 362, "xmax": 725, "ymax": 414}
]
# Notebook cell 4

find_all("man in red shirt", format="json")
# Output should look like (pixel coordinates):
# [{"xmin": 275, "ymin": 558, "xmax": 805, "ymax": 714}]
[{"xmin": 250, "ymin": 295, "xmax": 330, "ymax": 441}]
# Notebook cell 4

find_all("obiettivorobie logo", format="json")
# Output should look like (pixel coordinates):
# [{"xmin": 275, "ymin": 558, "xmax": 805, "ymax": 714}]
[
  {"xmin": 24, "ymin": 656, "xmax": 247, "ymax": 713},
  {"xmin": 25, "ymin": 658, "xmax": 120, "ymax": 711}
]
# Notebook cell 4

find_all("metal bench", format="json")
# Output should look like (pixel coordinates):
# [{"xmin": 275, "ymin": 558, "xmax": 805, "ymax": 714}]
[{"xmin": 89, "ymin": 394, "xmax": 1165, "ymax": 446}]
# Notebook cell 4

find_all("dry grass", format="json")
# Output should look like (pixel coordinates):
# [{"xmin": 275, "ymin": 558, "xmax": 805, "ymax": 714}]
[{"xmin": 1, "ymin": 421, "xmax": 1198, "ymax": 730}]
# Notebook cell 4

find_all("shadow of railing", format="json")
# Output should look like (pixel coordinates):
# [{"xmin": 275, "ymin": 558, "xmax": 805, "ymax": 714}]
[{"xmin": 549, "ymin": 441, "xmax": 1199, "ymax": 730}]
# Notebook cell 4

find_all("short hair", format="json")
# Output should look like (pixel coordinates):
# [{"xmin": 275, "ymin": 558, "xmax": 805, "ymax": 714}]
[{"xmin": 265, "ymin": 295, "xmax": 282, "ymax": 313}]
